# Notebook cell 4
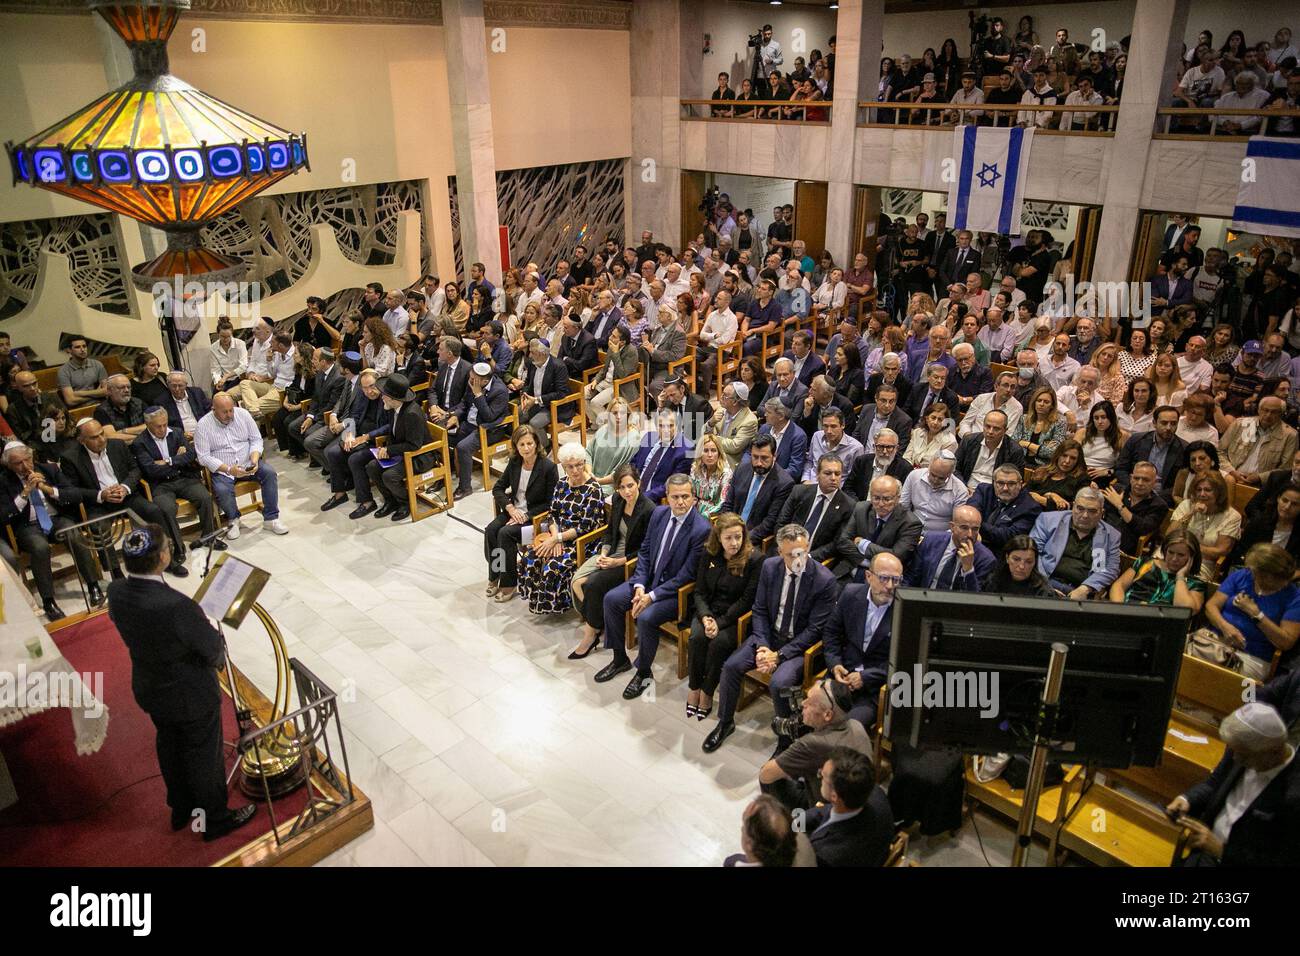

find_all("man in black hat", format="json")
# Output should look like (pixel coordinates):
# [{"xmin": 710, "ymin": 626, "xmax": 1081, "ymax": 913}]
[{"xmin": 358, "ymin": 374, "xmax": 437, "ymax": 521}]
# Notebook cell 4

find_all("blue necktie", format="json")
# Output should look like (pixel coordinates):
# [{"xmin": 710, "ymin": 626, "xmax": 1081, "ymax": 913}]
[
  {"xmin": 653, "ymin": 517, "xmax": 680, "ymax": 585},
  {"xmin": 932, "ymin": 551, "xmax": 960, "ymax": 589},
  {"xmin": 805, "ymin": 494, "xmax": 827, "ymax": 538},
  {"xmin": 741, "ymin": 473, "xmax": 765, "ymax": 521},
  {"xmin": 31, "ymin": 488, "xmax": 53, "ymax": 535},
  {"xmin": 640, "ymin": 444, "xmax": 665, "ymax": 489}
]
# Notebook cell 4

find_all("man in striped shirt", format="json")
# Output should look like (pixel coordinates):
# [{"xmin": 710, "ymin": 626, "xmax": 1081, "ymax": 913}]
[{"xmin": 193, "ymin": 393, "xmax": 288, "ymax": 539}]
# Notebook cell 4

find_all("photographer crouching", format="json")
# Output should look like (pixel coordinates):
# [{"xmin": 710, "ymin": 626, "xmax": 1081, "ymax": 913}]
[
  {"xmin": 757, "ymin": 677, "xmax": 875, "ymax": 812},
  {"xmin": 107, "ymin": 523, "xmax": 256, "ymax": 842}
]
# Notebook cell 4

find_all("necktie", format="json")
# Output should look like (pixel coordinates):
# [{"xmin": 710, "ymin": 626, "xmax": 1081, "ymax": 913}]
[
  {"xmin": 806, "ymin": 494, "xmax": 827, "ymax": 538},
  {"xmin": 31, "ymin": 487, "xmax": 53, "ymax": 535},
  {"xmin": 776, "ymin": 571, "xmax": 799, "ymax": 640},
  {"xmin": 741, "ymin": 473, "xmax": 765, "ymax": 521},
  {"xmin": 872, "ymin": 515, "xmax": 886, "ymax": 540},
  {"xmin": 863, "ymin": 608, "xmax": 876, "ymax": 652},
  {"xmin": 933, "ymin": 551, "xmax": 960, "ymax": 589},
  {"xmin": 653, "ymin": 517, "xmax": 679, "ymax": 585},
  {"xmin": 640, "ymin": 445, "xmax": 665, "ymax": 489}
]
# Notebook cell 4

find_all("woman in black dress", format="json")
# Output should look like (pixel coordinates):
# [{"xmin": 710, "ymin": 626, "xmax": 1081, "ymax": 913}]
[
  {"xmin": 739, "ymin": 356, "xmax": 769, "ymax": 412},
  {"xmin": 981, "ymin": 535, "xmax": 1059, "ymax": 597},
  {"xmin": 130, "ymin": 350, "xmax": 170, "ymax": 409},
  {"xmin": 826, "ymin": 341, "xmax": 865, "ymax": 408},
  {"xmin": 569, "ymin": 464, "xmax": 653, "ymax": 658},
  {"xmin": 1228, "ymin": 481, "xmax": 1300, "ymax": 569},
  {"xmin": 484, "ymin": 425, "xmax": 559, "ymax": 602},
  {"xmin": 685, "ymin": 512, "xmax": 763, "ymax": 720}
]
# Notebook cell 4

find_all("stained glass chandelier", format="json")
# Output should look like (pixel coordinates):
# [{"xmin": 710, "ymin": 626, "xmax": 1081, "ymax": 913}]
[{"xmin": 4, "ymin": 0, "xmax": 309, "ymax": 292}]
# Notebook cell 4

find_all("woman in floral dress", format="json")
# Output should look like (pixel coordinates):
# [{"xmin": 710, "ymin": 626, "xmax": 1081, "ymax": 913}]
[{"xmin": 518, "ymin": 443, "xmax": 608, "ymax": 614}]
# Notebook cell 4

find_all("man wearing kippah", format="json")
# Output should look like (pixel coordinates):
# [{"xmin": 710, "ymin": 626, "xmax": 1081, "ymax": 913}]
[
  {"xmin": 445, "ymin": 360, "xmax": 511, "ymax": 497},
  {"xmin": 1167, "ymin": 702, "xmax": 1298, "ymax": 866}
]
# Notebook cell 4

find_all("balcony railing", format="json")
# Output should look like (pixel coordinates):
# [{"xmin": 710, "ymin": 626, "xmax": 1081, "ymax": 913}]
[
  {"xmin": 856, "ymin": 101, "xmax": 1119, "ymax": 135},
  {"xmin": 679, "ymin": 99, "xmax": 831, "ymax": 125},
  {"xmin": 1154, "ymin": 106, "xmax": 1300, "ymax": 140}
]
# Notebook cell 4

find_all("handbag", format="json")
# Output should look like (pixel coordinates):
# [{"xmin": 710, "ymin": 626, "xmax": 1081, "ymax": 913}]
[{"xmin": 1185, "ymin": 627, "xmax": 1241, "ymax": 672}]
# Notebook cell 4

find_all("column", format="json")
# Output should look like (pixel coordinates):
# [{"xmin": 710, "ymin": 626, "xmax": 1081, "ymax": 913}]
[
  {"xmin": 1092, "ymin": 0, "xmax": 1190, "ymax": 282},
  {"xmin": 824, "ymin": 0, "xmax": 885, "ymax": 267},
  {"xmin": 628, "ymin": 0, "xmax": 697, "ymax": 249},
  {"xmin": 444, "ymin": 0, "xmax": 503, "ymax": 285}
]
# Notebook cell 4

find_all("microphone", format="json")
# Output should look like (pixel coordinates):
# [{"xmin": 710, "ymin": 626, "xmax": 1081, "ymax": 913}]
[{"xmin": 197, "ymin": 525, "xmax": 231, "ymax": 547}]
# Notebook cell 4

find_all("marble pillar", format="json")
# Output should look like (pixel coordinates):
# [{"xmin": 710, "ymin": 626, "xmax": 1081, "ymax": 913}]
[
  {"xmin": 444, "ymin": 0, "xmax": 503, "ymax": 284},
  {"xmin": 1092, "ymin": 0, "xmax": 1190, "ymax": 283},
  {"xmin": 824, "ymin": 0, "xmax": 884, "ymax": 267}
]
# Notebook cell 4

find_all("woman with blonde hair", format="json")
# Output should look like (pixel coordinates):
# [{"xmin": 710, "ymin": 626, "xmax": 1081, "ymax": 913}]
[
  {"xmin": 517, "ymin": 442, "xmax": 607, "ymax": 615},
  {"xmin": 1012, "ymin": 385, "xmax": 1068, "ymax": 467},
  {"xmin": 906, "ymin": 291, "xmax": 937, "ymax": 322},
  {"xmin": 587, "ymin": 394, "xmax": 643, "ymax": 484},
  {"xmin": 1169, "ymin": 471, "xmax": 1241, "ymax": 580},
  {"xmin": 1089, "ymin": 341, "xmax": 1127, "ymax": 405},
  {"xmin": 1202, "ymin": 543, "xmax": 1300, "ymax": 679},
  {"xmin": 361, "ymin": 315, "xmax": 398, "ymax": 376},
  {"xmin": 1146, "ymin": 351, "xmax": 1187, "ymax": 409},
  {"xmin": 903, "ymin": 402, "xmax": 957, "ymax": 467},
  {"xmin": 1109, "ymin": 526, "xmax": 1207, "ymax": 613},
  {"xmin": 691, "ymin": 433, "xmax": 732, "ymax": 517}
]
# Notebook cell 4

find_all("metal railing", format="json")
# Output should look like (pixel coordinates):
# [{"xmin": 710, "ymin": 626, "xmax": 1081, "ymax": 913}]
[
  {"xmin": 856, "ymin": 100, "xmax": 1119, "ymax": 134},
  {"xmin": 679, "ymin": 98, "xmax": 832, "ymax": 124},
  {"xmin": 1155, "ymin": 106, "xmax": 1300, "ymax": 139}
]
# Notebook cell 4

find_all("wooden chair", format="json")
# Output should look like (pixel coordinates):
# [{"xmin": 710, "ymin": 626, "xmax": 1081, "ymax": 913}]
[
  {"xmin": 548, "ymin": 383, "xmax": 587, "ymax": 461},
  {"xmin": 884, "ymin": 830, "xmax": 912, "ymax": 867},
  {"xmin": 709, "ymin": 339, "xmax": 744, "ymax": 402},
  {"xmin": 1053, "ymin": 767, "xmax": 1184, "ymax": 867},
  {"xmin": 474, "ymin": 402, "xmax": 518, "ymax": 491},
  {"xmin": 68, "ymin": 404, "xmax": 98, "ymax": 424},
  {"xmin": 656, "ymin": 581, "xmax": 696, "ymax": 679},
  {"xmin": 736, "ymin": 627, "xmax": 824, "ymax": 711},
  {"xmin": 1229, "ymin": 482, "xmax": 1257, "ymax": 516},
  {"xmin": 403, "ymin": 421, "xmax": 455, "ymax": 522},
  {"xmin": 666, "ymin": 352, "xmax": 696, "ymax": 390},
  {"xmin": 34, "ymin": 365, "xmax": 60, "ymax": 393},
  {"xmin": 139, "ymin": 477, "xmax": 203, "ymax": 540}
]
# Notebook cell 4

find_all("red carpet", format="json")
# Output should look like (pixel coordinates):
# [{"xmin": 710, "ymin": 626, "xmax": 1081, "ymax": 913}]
[{"xmin": 0, "ymin": 613, "xmax": 311, "ymax": 866}]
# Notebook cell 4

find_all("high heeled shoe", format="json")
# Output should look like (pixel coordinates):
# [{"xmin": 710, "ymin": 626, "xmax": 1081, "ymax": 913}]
[
  {"xmin": 567, "ymin": 633, "xmax": 601, "ymax": 659},
  {"xmin": 686, "ymin": 703, "xmax": 699, "ymax": 718},
  {"xmin": 696, "ymin": 707, "xmax": 712, "ymax": 721}
]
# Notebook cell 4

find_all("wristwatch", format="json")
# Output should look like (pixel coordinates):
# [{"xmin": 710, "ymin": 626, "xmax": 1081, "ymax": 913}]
[{"xmin": 1254, "ymin": 611, "xmax": 1266, "ymax": 623}]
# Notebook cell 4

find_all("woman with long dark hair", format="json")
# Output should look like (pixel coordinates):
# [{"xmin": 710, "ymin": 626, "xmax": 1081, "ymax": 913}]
[
  {"xmin": 1075, "ymin": 400, "xmax": 1127, "ymax": 485},
  {"xmin": 876, "ymin": 57, "xmax": 900, "ymax": 123},
  {"xmin": 1028, "ymin": 437, "xmax": 1088, "ymax": 510},
  {"xmin": 484, "ymin": 424, "xmax": 559, "ymax": 603},
  {"xmin": 982, "ymin": 535, "xmax": 1057, "ymax": 597},
  {"xmin": 935, "ymin": 38, "xmax": 962, "ymax": 95}
]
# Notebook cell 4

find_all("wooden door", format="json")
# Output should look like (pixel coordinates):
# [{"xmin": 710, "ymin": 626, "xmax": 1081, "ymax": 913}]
[
  {"xmin": 793, "ymin": 180, "xmax": 829, "ymax": 258},
  {"xmin": 680, "ymin": 171, "xmax": 706, "ymax": 252}
]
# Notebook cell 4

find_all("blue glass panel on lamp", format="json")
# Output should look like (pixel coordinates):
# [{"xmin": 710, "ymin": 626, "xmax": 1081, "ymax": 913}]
[
  {"xmin": 33, "ymin": 149, "xmax": 66, "ymax": 184},
  {"xmin": 267, "ymin": 141, "xmax": 288, "ymax": 170},
  {"xmin": 71, "ymin": 152, "xmax": 94, "ymax": 181},
  {"xmin": 246, "ymin": 144, "xmax": 265, "ymax": 174},
  {"xmin": 135, "ymin": 149, "xmax": 170, "ymax": 183},
  {"xmin": 208, "ymin": 144, "xmax": 242, "ymax": 178},
  {"xmin": 98, "ymin": 150, "xmax": 132, "ymax": 182}
]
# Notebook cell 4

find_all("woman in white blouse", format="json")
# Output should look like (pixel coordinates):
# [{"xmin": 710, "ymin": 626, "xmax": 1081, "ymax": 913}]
[
  {"xmin": 1169, "ymin": 471, "xmax": 1241, "ymax": 580},
  {"xmin": 361, "ymin": 315, "xmax": 398, "ymax": 377},
  {"xmin": 812, "ymin": 267, "xmax": 847, "ymax": 320},
  {"xmin": 1118, "ymin": 377, "xmax": 1156, "ymax": 435},
  {"xmin": 1147, "ymin": 352, "xmax": 1188, "ymax": 410},
  {"xmin": 1118, "ymin": 327, "xmax": 1155, "ymax": 384},
  {"xmin": 903, "ymin": 402, "xmax": 958, "ymax": 467}
]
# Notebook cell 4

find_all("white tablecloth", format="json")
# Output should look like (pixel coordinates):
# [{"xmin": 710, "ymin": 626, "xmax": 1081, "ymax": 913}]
[{"xmin": 0, "ymin": 561, "xmax": 109, "ymax": 756}]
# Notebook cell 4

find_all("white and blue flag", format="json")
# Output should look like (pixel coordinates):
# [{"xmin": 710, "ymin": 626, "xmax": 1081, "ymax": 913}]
[
  {"xmin": 1232, "ymin": 137, "xmax": 1300, "ymax": 239},
  {"xmin": 946, "ymin": 125, "xmax": 1034, "ymax": 235}
]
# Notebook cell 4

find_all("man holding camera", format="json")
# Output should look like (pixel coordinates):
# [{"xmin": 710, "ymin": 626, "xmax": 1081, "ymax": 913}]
[{"xmin": 750, "ymin": 24, "xmax": 782, "ymax": 98}]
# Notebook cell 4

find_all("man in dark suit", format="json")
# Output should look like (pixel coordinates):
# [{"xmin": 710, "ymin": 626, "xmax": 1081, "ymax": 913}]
[
  {"xmin": 427, "ymin": 335, "xmax": 471, "ymax": 421},
  {"xmin": 628, "ymin": 411, "xmax": 691, "ymax": 503},
  {"xmin": 725, "ymin": 434, "xmax": 794, "ymax": 546},
  {"xmin": 777, "ymin": 454, "xmax": 855, "ymax": 562},
  {"xmin": 748, "ymin": 399, "xmax": 809, "ymax": 483},
  {"xmin": 557, "ymin": 314, "xmax": 599, "ymax": 379},
  {"xmin": 969, "ymin": 465, "xmax": 1042, "ymax": 553},
  {"xmin": 447, "ymin": 362, "xmax": 511, "ymax": 496},
  {"xmin": 854, "ymin": 385, "xmax": 913, "ymax": 455},
  {"xmin": 160, "ymin": 370, "xmax": 211, "ymax": 439},
  {"xmin": 806, "ymin": 747, "xmax": 896, "ymax": 866},
  {"xmin": 1100, "ymin": 460, "xmax": 1170, "ymax": 555},
  {"xmin": 302, "ymin": 351, "xmax": 362, "ymax": 470},
  {"xmin": 131, "ymin": 407, "xmax": 220, "ymax": 572},
  {"xmin": 283, "ymin": 347, "xmax": 344, "ymax": 459},
  {"xmin": 596, "ymin": 475, "xmax": 712, "ymax": 698},
  {"xmin": 517, "ymin": 337, "xmax": 570, "ymax": 452},
  {"xmin": 359, "ymin": 374, "xmax": 437, "ymax": 522},
  {"xmin": 903, "ymin": 504, "xmax": 997, "ymax": 590},
  {"xmin": 585, "ymin": 290, "xmax": 624, "ymax": 350},
  {"xmin": 60, "ymin": 418, "xmax": 171, "ymax": 573},
  {"xmin": 846, "ymin": 430, "xmax": 913, "ymax": 502},
  {"xmin": 1167, "ymin": 702, "xmax": 1299, "ymax": 867},
  {"xmin": 823, "ymin": 554, "xmax": 902, "ymax": 727},
  {"xmin": 834, "ymin": 474, "xmax": 922, "ymax": 581},
  {"xmin": 1114, "ymin": 406, "xmax": 1185, "ymax": 491},
  {"xmin": 704, "ymin": 525, "xmax": 838, "ymax": 752},
  {"xmin": 784, "ymin": 331, "xmax": 826, "ymax": 387},
  {"xmin": 794, "ymin": 375, "xmax": 856, "ymax": 438},
  {"xmin": 938, "ymin": 229, "xmax": 980, "ymax": 292},
  {"xmin": 107, "ymin": 526, "xmax": 255, "ymax": 842},
  {"xmin": 924, "ymin": 214, "xmax": 956, "ymax": 294},
  {"xmin": 657, "ymin": 376, "xmax": 712, "ymax": 446},
  {"xmin": 954, "ymin": 409, "xmax": 1025, "ymax": 492},
  {"xmin": 769, "ymin": 357, "xmax": 809, "ymax": 411},
  {"xmin": 0, "ymin": 441, "xmax": 103, "ymax": 618},
  {"xmin": 902, "ymin": 363, "xmax": 961, "ymax": 424}
]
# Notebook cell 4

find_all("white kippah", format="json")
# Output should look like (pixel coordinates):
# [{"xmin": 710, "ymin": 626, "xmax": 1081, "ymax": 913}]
[
  {"xmin": 1221, "ymin": 702, "xmax": 1288, "ymax": 750},
  {"xmin": 731, "ymin": 382, "xmax": 750, "ymax": 401},
  {"xmin": 472, "ymin": 362, "xmax": 492, "ymax": 376}
]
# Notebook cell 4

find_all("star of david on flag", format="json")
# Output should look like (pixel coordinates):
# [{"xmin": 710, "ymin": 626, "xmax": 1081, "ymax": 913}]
[{"xmin": 946, "ymin": 126, "xmax": 1035, "ymax": 235}]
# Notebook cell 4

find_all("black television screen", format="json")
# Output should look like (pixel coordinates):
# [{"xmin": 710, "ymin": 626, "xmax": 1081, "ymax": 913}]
[{"xmin": 887, "ymin": 589, "xmax": 1189, "ymax": 767}]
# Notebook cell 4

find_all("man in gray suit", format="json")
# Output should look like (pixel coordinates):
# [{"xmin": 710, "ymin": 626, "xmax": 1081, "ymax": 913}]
[
  {"xmin": 834, "ymin": 474, "xmax": 923, "ymax": 581},
  {"xmin": 639, "ymin": 301, "xmax": 687, "ymax": 403}
]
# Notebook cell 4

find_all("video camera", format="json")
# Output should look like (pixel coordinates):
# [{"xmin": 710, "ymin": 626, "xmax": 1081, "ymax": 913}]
[
  {"xmin": 770, "ymin": 685, "xmax": 815, "ymax": 742},
  {"xmin": 747, "ymin": 30, "xmax": 764, "ymax": 49}
]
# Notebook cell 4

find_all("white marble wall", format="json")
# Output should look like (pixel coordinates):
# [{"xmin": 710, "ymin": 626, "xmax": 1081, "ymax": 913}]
[{"xmin": 1140, "ymin": 139, "xmax": 1248, "ymax": 218}]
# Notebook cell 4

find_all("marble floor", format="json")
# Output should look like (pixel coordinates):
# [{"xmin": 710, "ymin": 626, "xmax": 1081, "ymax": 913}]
[{"xmin": 44, "ymin": 447, "xmax": 1040, "ymax": 867}]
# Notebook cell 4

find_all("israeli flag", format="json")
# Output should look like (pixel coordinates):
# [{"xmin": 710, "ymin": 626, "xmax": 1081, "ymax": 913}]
[
  {"xmin": 1232, "ymin": 137, "xmax": 1300, "ymax": 239},
  {"xmin": 947, "ymin": 125, "xmax": 1034, "ymax": 236}
]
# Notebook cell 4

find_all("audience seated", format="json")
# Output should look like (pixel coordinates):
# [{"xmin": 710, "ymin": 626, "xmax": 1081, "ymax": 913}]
[
  {"xmin": 969, "ymin": 465, "xmax": 1042, "ymax": 552},
  {"xmin": 958, "ymin": 369, "xmax": 1023, "ymax": 438},
  {"xmin": 955, "ymin": 408, "xmax": 1025, "ymax": 492},
  {"xmin": 518, "ymin": 442, "xmax": 607, "ymax": 615},
  {"xmin": 778, "ymin": 454, "xmax": 854, "ymax": 563},
  {"xmin": 282, "ymin": 348, "xmax": 345, "ymax": 461},
  {"xmin": 1028, "ymin": 485, "xmax": 1120, "ymax": 598},
  {"xmin": 749, "ymin": 398, "xmax": 808, "ymax": 484},
  {"xmin": 804, "ymin": 747, "xmax": 897, "ymax": 867},
  {"xmin": 901, "ymin": 450, "xmax": 969, "ymax": 532},
  {"xmin": 981, "ymin": 534, "xmax": 1058, "ymax": 597},
  {"xmin": 484, "ymin": 425, "xmax": 558, "ymax": 604},
  {"xmin": 1222, "ymin": 395, "xmax": 1298, "ymax": 487},
  {"xmin": 834, "ymin": 475, "xmax": 922, "ymax": 582},
  {"xmin": 658, "ymin": 375, "xmax": 712, "ymax": 446},
  {"xmin": 131, "ymin": 406, "xmax": 220, "ymax": 574},
  {"xmin": 724, "ymin": 433, "xmax": 794, "ymax": 547},
  {"xmin": 1100, "ymin": 460, "xmax": 1171, "ymax": 556},
  {"xmin": 56, "ymin": 335, "xmax": 108, "ymax": 409},
  {"xmin": 447, "ymin": 361, "xmax": 511, "ymax": 498},
  {"xmin": 1232, "ymin": 481, "xmax": 1300, "ymax": 566},
  {"xmin": 92, "ymin": 374, "xmax": 147, "ymax": 441},
  {"xmin": 160, "ymin": 370, "xmax": 210, "ymax": 440},
  {"xmin": 705, "ymin": 382, "xmax": 759, "ymax": 469},
  {"xmin": 854, "ymin": 383, "xmax": 913, "ymax": 455},
  {"xmin": 725, "ymin": 794, "xmax": 802, "ymax": 868},
  {"xmin": 629, "ymin": 409, "xmax": 691, "ymax": 504},
  {"xmin": 905, "ymin": 503, "xmax": 997, "ymax": 590},
  {"xmin": 193, "ymin": 394, "xmax": 288, "ymax": 538},
  {"xmin": 302, "ymin": 352, "xmax": 364, "ymax": 471},
  {"xmin": 1109, "ymin": 526, "xmax": 1207, "ymax": 612},
  {"xmin": 823, "ymin": 553, "xmax": 904, "ymax": 729},
  {"xmin": 1027, "ymin": 437, "xmax": 1088, "ymax": 510}
]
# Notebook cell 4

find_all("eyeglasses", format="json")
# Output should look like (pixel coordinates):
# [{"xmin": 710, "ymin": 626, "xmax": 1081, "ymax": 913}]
[{"xmin": 871, "ymin": 573, "xmax": 904, "ymax": 586}]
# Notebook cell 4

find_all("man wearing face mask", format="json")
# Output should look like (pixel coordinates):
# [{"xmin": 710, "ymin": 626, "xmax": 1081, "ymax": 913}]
[
  {"xmin": 704, "ymin": 524, "xmax": 837, "ymax": 753},
  {"xmin": 1028, "ymin": 486, "xmax": 1122, "ymax": 599},
  {"xmin": 1012, "ymin": 348, "xmax": 1051, "ymax": 410}
]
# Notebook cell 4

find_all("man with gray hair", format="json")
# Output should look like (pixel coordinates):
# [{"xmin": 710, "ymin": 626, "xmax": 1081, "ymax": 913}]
[
  {"xmin": 0, "ymin": 441, "xmax": 102, "ymax": 618},
  {"xmin": 93, "ymin": 373, "xmax": 147, "ymax": 440},
  {"xmin": 518, "ymin": 337, "xmax": 570, "ymax": 451},
  {"xmin": 769, "ymin": 357, "xmax": 808, "ymax": 412},
  {"xmin": 131, "ymin": 405, "xmax": 220, "ymax": 571},
  {"xmin": 161, "ymin": 369, "xmax": 210, "ymax": 439},
  {"xmin": 705, "ymin": 381, "xmax": 758, "ymax": 469},
  {"xmin": 1167, "ymin": 702, "xmax": 1298, "ymax": 866},
  {"xmin": 1027, "ymin": 485, "xmax": 1121, "ymax": 598}
]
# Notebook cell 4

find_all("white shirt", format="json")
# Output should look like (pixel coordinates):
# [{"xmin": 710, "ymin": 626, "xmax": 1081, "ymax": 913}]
[
  {"xmin": 958, "ymin": 394, "xmax": 1023, "ymax": 438},
  {"xmin": 1038, "ymin": 354, "xmax": 1081, "ymax": 391},
  {"xmin": 87, "ymin": 447, "xmax": 119, "ymax": 497},
  {"xmin": 515, "ymin": 467, "xmax": 532, "ymax": 511},
  {"xmin": 532, "ymin": 359, "xmax": 549, "ymax": 399},
  {"xmin": 173, "ymin": 393, "xmax": 198, "ymax": 434},
  {"xmin": 863, "ymin": 596, "xmax": 891, "ymax": 654},
  {"xmin": 700, "ymin": 307, "xmax": 738, "ymax": 346},
  {"xmin": 1177, "ymin": 420, "xmax": 1219, "ymax": 445},
  {"xmin": 1056, "ymin": 385, "xmax": 1097, "ymax": 428},
  {"xmin": 1178, "ymin": 355, "xmax": 1214, "ymax": 394},
  {"xmin": 1211, "ymin": 746, "xmax": 1295, "ymax": 845},
  {"xmin": 1060, "ymin": 88, "xmax": 1104, "ymax": 128},
  {"xmin": 246, "ymin": 335, "xmax": 272, "ymax": 377},
  {"xmin": 151, "ymin": 431, "xmax": 172, "ymax": 464},
  {"xmin": 425, "ymin": 287, "xmax": 447, "ymax": 317},
  {"xmin": 383, "ymin": 305, "xmax": 409, "ymax": 339},
  {"xmin": 968, "ymin": 440, "xmax": 1002, "ymax": 491},
  {"xmin": 209, "ymin": 337, "xmax": 248, "ymax": 386}
]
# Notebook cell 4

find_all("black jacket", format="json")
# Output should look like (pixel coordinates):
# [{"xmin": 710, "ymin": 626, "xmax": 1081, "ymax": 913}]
[
  {"xmin": 385, "ymin": 399, "xmax": 437, "ymax": 474},
  {"xmin": 599, "ymin": 493, "xmax": 655, "ymax": 560},
  {"xmin": 1230, "ymin": 511, "xmax": 1300, "ymax": 567},
  {"xmin": 59, "ymin": 439, "xmax": 142, "ymax": 502},
  {"xmin": 305, "ymin": 363, "xmax": 346, "ymax": 422},
  {"xmin": 0, "ymin": 461, "xmax": 82, "ymax": 529},
  {"xmin": 854, "ymin": 404, "xmax": 914, "ymax": 451},
  {"xmin": 846, "ymin": 453, "xmax": 914, "ymax": 502},
  {"xmin": 969, "ymin": 483, "xmax": 1043, "ymax": 552},
  {"xmin": 777, "ymin": 484, "xmax": 856, "ymax": 561},
  {"xmin": 865, "ymin": 372, "xmax": 913, "ymax": 407},
  {"xmin": 662, "ymin": 392, "xmax": 713, "ymax": 445},
  {"xmin": 1184, "ymin": 750, "xmax": 1300, "ymax": 867},
  {"xmin": 107, "ymin": 576, "xmax": 225, "ymax": 723},
  {"xmin": 431, "ymin": 358, "xmax": 471, "ymax": 411},
  {"xmin": 805, "ymin": 788, "xmax": 896, "ymax": 867},
  {"xmin": 795, "ymin": 393, "xmax": 857, "ymax": 438},
  {"xmin": 1103, "ymin": 490, "xmax": 1170, "ymax": 556},
  {"xmin": 454, "ymin": 376, "xmax": 512, "ymax": 439},
  {"xmin": 521, "ymin": 357, "xmax": 571, "ymax": 408},
  {"xmin": 954, "ymin": 434, "xmax": 1026, "ymax": 488},
  {"xmin": 558, "ymin": 329, "xmax": 599, "ymax": 378},
  {"xmin": 834, "ymin": 503, "xmax": 924, "ymax": 579},
  {"xmin": 724, "ymin": 463, "xmax": 794, "ymax": 543},
  {"xmin": 1115, "ymin": 432, "xmax": 1187, "ymax": 491},
  {"xmin": 160, "ymin": 387, "xmax": 211, "ymax": 434},
  {"xmin": 130, "ymin": 428, "xmax": 203, "ymax": 484},
  {"xmin": 1244, "ymin": 468, "xmax": 1296, "ymax": 523},
  {"xmin": 492, "ymin": 455, "xmax": 559, "ymax": 517},
  {"xmin": 904, "ymin": 384, "xmax": 962, "ymax": 425},
  {"xmin": 692, "ymin": 549, "xmax": 764, "ymax": 631}
]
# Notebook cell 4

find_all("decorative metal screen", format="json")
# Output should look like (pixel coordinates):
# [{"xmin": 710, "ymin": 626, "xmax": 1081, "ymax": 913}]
[{"xmin": 0, "ymin": 214, "xmax": 130, "ymax": 321}]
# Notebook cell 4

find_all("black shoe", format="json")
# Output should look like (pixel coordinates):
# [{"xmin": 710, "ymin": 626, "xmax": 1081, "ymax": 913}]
[
  {"xmin": 166, "ymin": 560, "xmax": 189, "ymax": 578},
  {"xmin": 348, "ymin": 502, "xmax": 377, "ymax": 520},
  {"xmin": 686, "ymin": 703, "xmax": 699, "ymax": 718},
  {"xmin": 567, "ymin": 633, "xmax": 602, "ymax": 660},
  {"xmin": 203, "ymin": 803, "xmax": 257, "ymax": 842},
  {"xmin": 213, "ymin": 539, "xmax": 228, "ymax": 551},
  {"xmin": 320, "ymin": 495, "xmax": 348, "ymax": 512},
  {"xmin": 702, "ymin": 721, "xmax": 735, "ymax": 753},
  {"xmin": 374, "ymin": 503, "xmax": 396, "ymax": 519},
  {"xmin": 454, "ymin": 486, "xmax": 473, "ymax": 501},
  {"xmin": 696, "ymin": 707, "xmax": 712, "ymax": 722},
  {"xmin": 594, "ymin": 657, "xmax": 632, "ymax": 684},
  {"xmin": 390, "ymin": 508, "xmax": 410, "ymax": 522},
  {"xmin": 86, "ymin": 583, "xmax": 105, "ymax": 607},
  {"xmin": 287, "ymin": 452, "xmax": 306, "ymax": 461},
  {"xmin": 42, "ymin": 599, "xmax": 65, "ymax": 622},
  {"xmin": 622, "ymin": 673, "xmax": 653, "ymax": 700}
]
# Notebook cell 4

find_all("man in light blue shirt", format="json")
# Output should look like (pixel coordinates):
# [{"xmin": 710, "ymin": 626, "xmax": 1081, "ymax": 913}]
[{"xmin": 194, "ymin": 393, "xmax": 287, "ymax": 539}]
